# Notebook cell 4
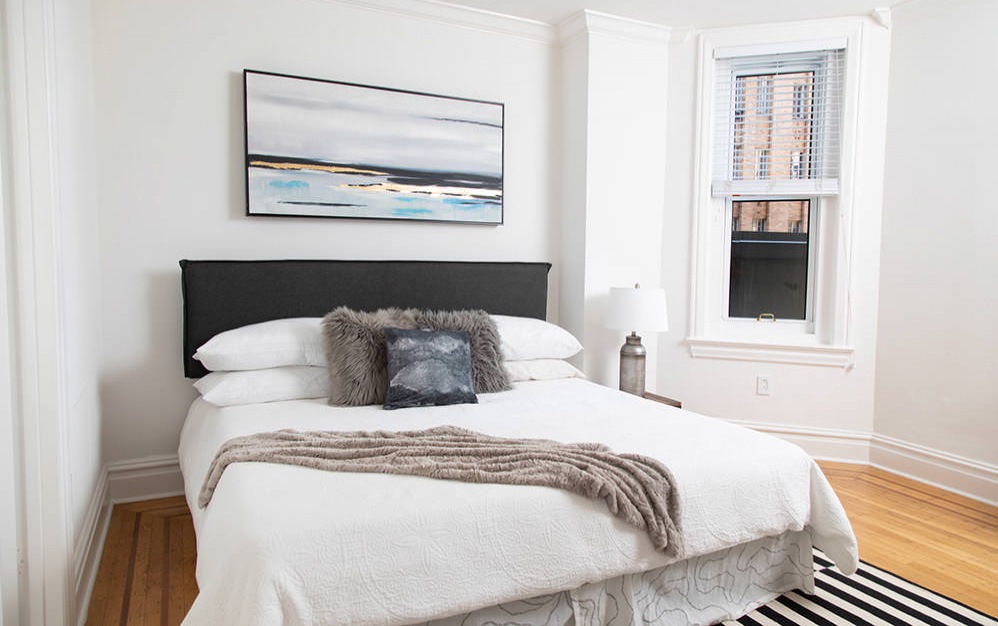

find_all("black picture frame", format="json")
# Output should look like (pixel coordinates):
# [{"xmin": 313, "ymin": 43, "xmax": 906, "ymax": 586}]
[{"xmin": 243, "ymin": 70, "xmax": 504, "ymax": 224}]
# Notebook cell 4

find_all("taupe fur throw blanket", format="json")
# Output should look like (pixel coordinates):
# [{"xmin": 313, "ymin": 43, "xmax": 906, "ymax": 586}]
[{"xmin": 198, "ymin": 425, "xmax": 683, "ymax": 556}]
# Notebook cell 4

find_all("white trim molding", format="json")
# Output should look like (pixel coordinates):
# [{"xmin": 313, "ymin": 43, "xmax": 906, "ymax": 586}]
[
  {"xmin": 73, "ymin": 457, "xmax": 183, "ymax": 625},
  {"xmin": 106, "ymin": 455, "xmax": 184, "ymax": 504},
  {"xmin": 557, "ymin": 10, "xmax": 670, "ymax": 46},
  {"xmin": 729, "ymin": 419, "xmax": 997, "ymax": 505},
  {"xmin": 72, "ymin": 469, "xmax": 109, "ymax": 626},
  {"xmin": 316, "ymin": 0, "xmax": 556, "ymax": 43},
  {"xmin": 726, "ymin": 419, "xmax": 872, "ymax": 463},
  {"xmin": 687, "ymin": 338, "xmax": 855, "ymax": 368},
  {"xmin": 5, "ymin": 0, "xmax": 76, "ymax": 622},
  {"xmin": 870, "ymin": 435, "xmax": 997, "ymax": 506}
]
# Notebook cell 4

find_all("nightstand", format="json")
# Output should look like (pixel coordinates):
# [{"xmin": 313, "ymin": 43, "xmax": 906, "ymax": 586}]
[{"xmin": 643, "ymin": 391, "xmax": 682, "ymax": 409}]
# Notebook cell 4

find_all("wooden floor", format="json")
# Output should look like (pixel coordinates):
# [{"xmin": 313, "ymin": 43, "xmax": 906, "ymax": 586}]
[
  {"xmin": 85, "ymin": 462, "xmax": 997, "ymax": 625},
  {"xmin": 819, "ymin": 461, "xmax": 997, "ymax": 615},
  {"xmin": 85, "ymin": 497, "xmax": 198, "ymax": 626}
]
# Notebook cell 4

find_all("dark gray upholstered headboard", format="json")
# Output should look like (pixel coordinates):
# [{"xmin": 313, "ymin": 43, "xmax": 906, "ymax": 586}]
[{"xmin": 180, "ymin": 260, "xmax": 552, "ymax": 378}]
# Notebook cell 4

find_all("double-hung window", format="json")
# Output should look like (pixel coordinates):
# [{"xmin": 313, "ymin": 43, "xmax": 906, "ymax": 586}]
[
  {"xmin": 714, "ymin": 46, "xmax": 844, "ymax": 329},
  {"xmin": 688, "ymin": 23, "xmax": 876, "ymax": 367}
]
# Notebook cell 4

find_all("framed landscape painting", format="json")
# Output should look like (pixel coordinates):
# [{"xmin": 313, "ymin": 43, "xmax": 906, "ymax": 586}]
[{"xmin": 243, "ymin": 70, "xmax": 504, "ymax": 224}]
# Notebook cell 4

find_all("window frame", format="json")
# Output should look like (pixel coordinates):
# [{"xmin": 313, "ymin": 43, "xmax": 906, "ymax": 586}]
[
  {"xmin": 722, "ymin": 196, "xmax": 818, "ymax": 334},
  {"xmin": 688, "ymin": 23, "xmax": 869, "ymax": 368}
]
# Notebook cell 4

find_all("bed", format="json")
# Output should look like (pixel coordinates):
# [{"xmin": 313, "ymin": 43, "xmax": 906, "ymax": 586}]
[{"xmin": 176, "ymin": 259, "xmax": 858, "ymax": 626}]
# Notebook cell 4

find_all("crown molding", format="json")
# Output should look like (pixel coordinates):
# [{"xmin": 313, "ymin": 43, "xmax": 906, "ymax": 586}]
[
  {"xmin": 310, "ymin": 1, "xmax": 674, "ymax": 48},
  {"xmin": 314, "ymin": 0, "xmax": 557, "ymax": 43},
  {"xmin": 558, "ymin": 9, "xmax": 671, "ymax": 46}
]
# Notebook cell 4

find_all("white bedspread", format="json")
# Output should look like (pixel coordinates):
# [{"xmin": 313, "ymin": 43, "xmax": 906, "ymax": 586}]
[{"xmin": 178, "ymin": 378, "xmax": 857, "ymax": 626}]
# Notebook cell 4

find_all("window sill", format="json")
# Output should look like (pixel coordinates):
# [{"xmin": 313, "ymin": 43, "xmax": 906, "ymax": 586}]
[{"xmin": 686, "ymin": 337, "xmax": 854, "ymax": 368}]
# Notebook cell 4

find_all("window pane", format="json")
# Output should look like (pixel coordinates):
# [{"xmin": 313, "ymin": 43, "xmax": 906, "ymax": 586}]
[
  {"xmin": 729, "ymin": 200, "xmax": 810, "ymax": 320},
  {"xmin": 732, "ymin": 71, "xmax": 814, "ymax": 182}
]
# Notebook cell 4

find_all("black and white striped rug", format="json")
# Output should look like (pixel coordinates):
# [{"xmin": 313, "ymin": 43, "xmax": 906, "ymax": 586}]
[{"xmin": 725, "ymin": 551, "xmax": 997, "ymax": 626}]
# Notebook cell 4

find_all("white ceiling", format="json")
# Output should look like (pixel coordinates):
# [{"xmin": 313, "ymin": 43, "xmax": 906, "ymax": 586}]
[{"xmin": 437, "ymin": 0, "xmax": 909, "ymax": 29}]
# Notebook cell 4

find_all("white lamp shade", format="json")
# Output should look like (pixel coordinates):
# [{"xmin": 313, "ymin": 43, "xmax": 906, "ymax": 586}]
[{"xmin": 604, "ymin": 286, "xmax": 669, "ymax": 333}]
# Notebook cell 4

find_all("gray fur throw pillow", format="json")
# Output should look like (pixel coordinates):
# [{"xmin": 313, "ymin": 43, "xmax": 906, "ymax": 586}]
[
  {"xmin": 322, "ymin": 307, "xmax": 420, "ymax": 406},
  {"xmin": 413, "ymin": 309, "xmax": 511, "ymax": 395},
  {"xmin": 322, "ymin": 307, "xmax": 511, "ymax": 406}
]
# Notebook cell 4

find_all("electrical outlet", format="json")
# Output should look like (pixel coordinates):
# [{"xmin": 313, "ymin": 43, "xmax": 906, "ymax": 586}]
[{"xmin": 756, "ymin": 376, "xmax": 771, "ymax": 396}]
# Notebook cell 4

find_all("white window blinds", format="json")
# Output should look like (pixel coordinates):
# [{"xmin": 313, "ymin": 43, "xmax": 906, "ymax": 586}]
[{"xmin": 712, "ymin": 46, "xmax": 845, "ymax": 196}]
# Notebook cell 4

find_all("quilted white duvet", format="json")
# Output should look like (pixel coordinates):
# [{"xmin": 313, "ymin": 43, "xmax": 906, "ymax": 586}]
[{"xmin": 177, "ymin": 378, "xmax": 857, "ymax": 626}]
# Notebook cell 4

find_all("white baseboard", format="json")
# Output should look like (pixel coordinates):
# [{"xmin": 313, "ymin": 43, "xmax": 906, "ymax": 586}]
[
  {"xmin": 726, "ymin": 419, "xmax": 873, "ymax": 464},
  {"xmin": 731, "ymin": 419, "xmax": 997, "ymax": 505},
  {"xmin": 870, "ymin": 434, "xmax": 997, "ymax": 506},
  {"xmin": 74, "ymin": 455, "xmax": 183, "ymax": 625},
  {"xmin": 73, "ymin": 467, "xmax": 110, "ymax": 626},
  {"xmin": 106, "ymin": 454, "xmax": 184, "ymax": 504}
]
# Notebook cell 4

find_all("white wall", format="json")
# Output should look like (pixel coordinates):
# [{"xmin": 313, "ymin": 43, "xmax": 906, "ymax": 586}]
[
  {"xmin": 53, "ymin": 0, "xmax": 103, "ymax": 568},
  {"xmin": 91, "ymin": 0, "xmax": 995, "ymax": 494},
  {"xmin": 93, "ymin": 0, "xmax": 560, "ymax": 463},
  {"xmin": 657, "ymin": 18, "xmax": 891, "ymax": 445},
  {"xmin": 875, "ymin": 0, "xmax": 998, "ymax": 466},
  {"xmin": 558, "ymin": 12, "xmax": 670, "ymax": 386}
]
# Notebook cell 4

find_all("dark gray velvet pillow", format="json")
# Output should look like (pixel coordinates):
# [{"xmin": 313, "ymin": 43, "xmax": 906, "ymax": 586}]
[
  {"xmin": 321, "ymin": 307, "xmax": 419, "ymax": 406},
  {"xmin": 413, "ymin": 309, "xmax": 511, "ymax": 394},
  {"xmin": 383, "ymin": 327, "xmax": 478, "ymax": 410}
]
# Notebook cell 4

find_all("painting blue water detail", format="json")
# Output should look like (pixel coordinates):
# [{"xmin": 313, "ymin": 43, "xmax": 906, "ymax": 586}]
[{"xmin": 245, "ymin": 71, "xmax": 503, "ymax": 223}]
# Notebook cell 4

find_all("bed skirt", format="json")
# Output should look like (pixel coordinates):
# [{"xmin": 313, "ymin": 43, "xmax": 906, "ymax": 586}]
[{"xmin": 417, "ymin": 530, "xmax": 814, "ymax": 626}]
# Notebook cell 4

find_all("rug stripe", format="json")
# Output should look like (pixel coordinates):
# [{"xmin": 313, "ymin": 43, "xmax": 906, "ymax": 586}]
[
  {"xmin": 812, "ymin": 552, "xmax": 834, "ymax": 569},
  {"xmin": 818, "ymin": 571, "xmax": 954, "ymax": 626},
  {"xmin": 853, "ymin": 565, "xmax": 996, "ymax": 624},
  {"xmin": 725, "ymin": 550, "xmax": 996, "ymax": 626},
  {"xmin": 823, "ymin": 567, "xmax": 977, "ymax": 626},
  {"xmin": 783, "ymin": 591, "xmax": 855, "ymax": 626},
  {"xmin": 850, "ymin": 567, "xmax": 985, "ymax": 625},
  {"xmin": 757, "ymin": 604, "xmax": 807, "ymax": 625},
  {"xmin": 800, "ymin": 584, "xmax": 892, "ymax": 626},
  {"xmin": 729, "ymin": 608, "xmax": 784, "ymax": 626},
  {"xmin": 765, "ymin": 597, "xmax": 830, "ymax": 626}
]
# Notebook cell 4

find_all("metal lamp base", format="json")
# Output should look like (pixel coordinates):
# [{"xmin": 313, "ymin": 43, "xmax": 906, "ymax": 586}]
[{"xmin": 618, "ymin": 333, "xmax": 646, "ymax": 396}]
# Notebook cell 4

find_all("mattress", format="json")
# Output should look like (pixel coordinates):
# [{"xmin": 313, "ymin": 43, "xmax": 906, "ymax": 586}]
[{"xmin": 178, "ymin": 378, "xmax": 857, "ymax": 626}]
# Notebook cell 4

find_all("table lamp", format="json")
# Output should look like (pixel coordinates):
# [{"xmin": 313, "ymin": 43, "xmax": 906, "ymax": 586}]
[{"xmin": 604, "ymin": 284, "xmax": 669, "ymax": 396}]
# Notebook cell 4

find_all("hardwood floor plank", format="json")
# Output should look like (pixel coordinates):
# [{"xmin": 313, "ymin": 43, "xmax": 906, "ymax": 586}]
[
  {"xmin": 125, "ymin": 513, "xmax": 154, "ymax": 625},
  {"xmin": 86, "ymin": 464, "xmax": 997, "ymax": 624},
  {"xmin": 86, "ymin": 507, "xmax": 136, "ymax": 626},
  {"xmin": 167, "ymin": 514, "xmax": 195, "ymax": 626}
]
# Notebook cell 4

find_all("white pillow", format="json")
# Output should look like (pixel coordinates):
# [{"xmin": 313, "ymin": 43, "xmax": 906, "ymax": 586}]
[
  {"xmin": 194, "ymin": 366, "xmax": 330, "ymax": 406},
  {"xmin": 504, "ymin": 359, "xmax": 585, "ymax": 382},
  {"xmin": 194, "ymin": 318, "xmax": 325, "ymax": 371},
  {"xmin": 491, "ymin": 315, "xmax": 583, "ymax": 361}
]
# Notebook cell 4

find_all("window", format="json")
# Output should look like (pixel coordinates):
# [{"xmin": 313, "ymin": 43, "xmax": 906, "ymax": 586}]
[
  {"xmin": 691, "ymin": 30, "xmax": 856, "ymax": 362},
  {"xmin": 792, "ymin": 83, "xmax": 807, "ymax": 120},
  {"xmin": 715, "ymin": 47, "xmax": 842, "ymax": 330},
  {"xmin": 689, "ymin": 20, "xmax": 888, "ymax": 367},
  {"xmin": 756, "ymin": 75, "xmax": 773, "ymax": 116},
  {"xmin": 713, "ymin": 48, "xmax": 842, "ymax": 196},
  {"xmin": 755, "ymin": 149, "xmax": 770, "ymax": 179},
  {"xmin": 730, "ymin": 200, "xmax": 810, "ymax": 320},
  {"xmin": 790, "ymin": 151, "xmax": 802, "ymax": 179}
]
